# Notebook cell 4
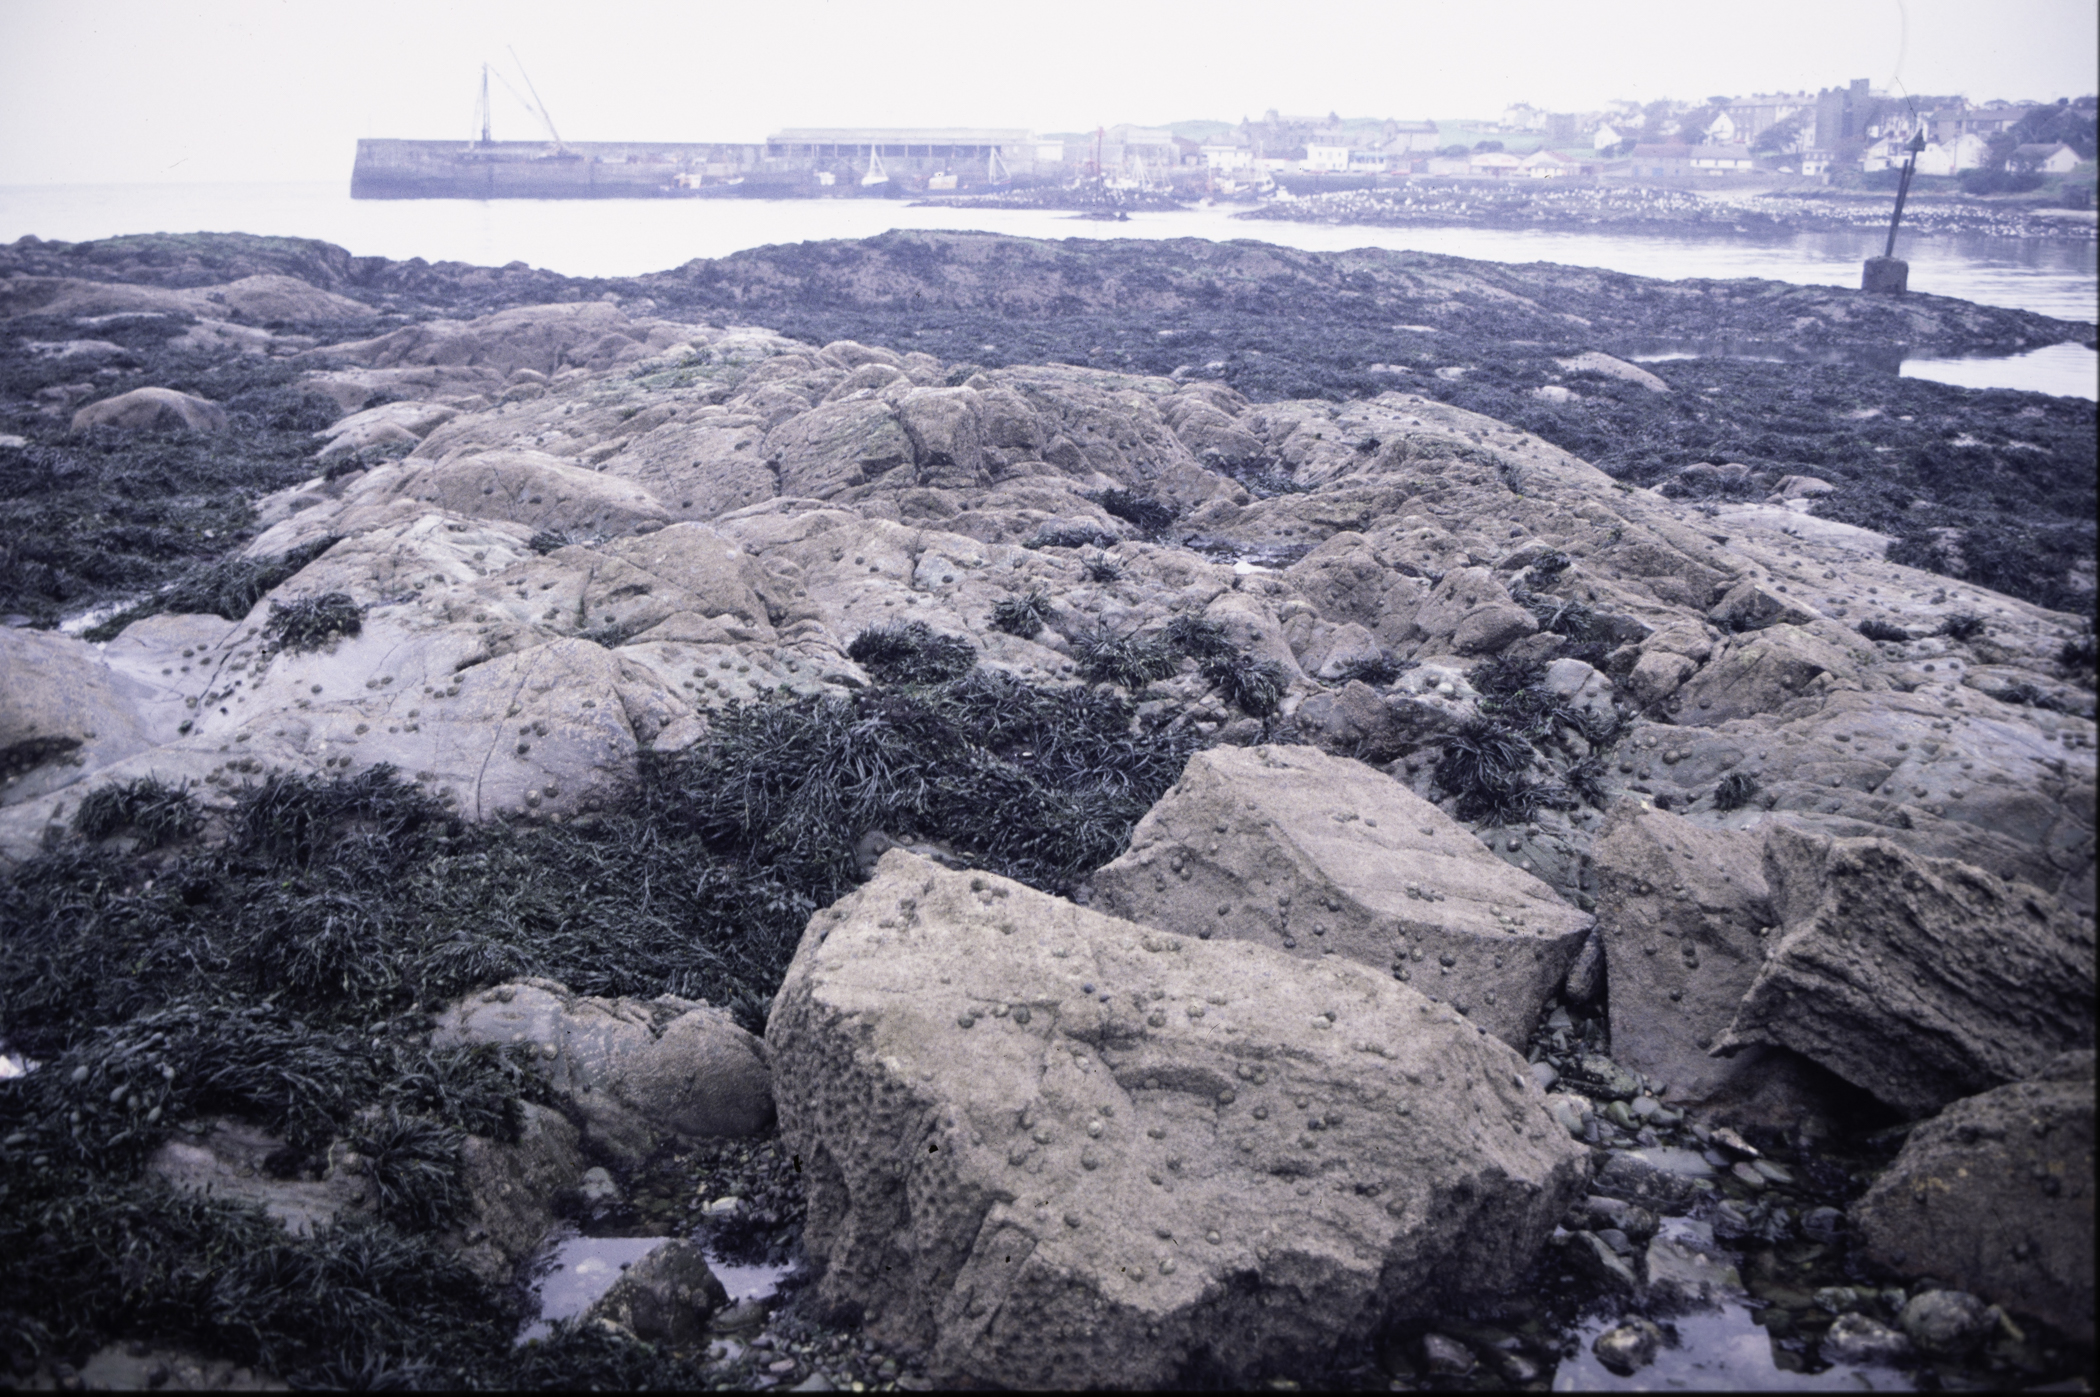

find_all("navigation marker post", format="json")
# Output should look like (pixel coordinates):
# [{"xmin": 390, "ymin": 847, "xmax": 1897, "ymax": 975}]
[{"xmin": 1862, "ymin": 131, "xmax": 1929, "ymax": 294}]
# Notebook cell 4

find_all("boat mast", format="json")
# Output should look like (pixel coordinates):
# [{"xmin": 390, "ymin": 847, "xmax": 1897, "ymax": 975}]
[{"xmin": 477, "ymin": 63, "xmax": 492, "ymax": 145}]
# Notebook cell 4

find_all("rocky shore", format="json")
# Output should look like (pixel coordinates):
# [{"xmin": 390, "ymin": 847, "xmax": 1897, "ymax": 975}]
[
  {"xmin": 1, "ymin": 231, "xmax": 2095, "ymax": 1390},
  {"xmin": 1234, "ymin": 183, "xmax": 2100, "ymax": 242}
]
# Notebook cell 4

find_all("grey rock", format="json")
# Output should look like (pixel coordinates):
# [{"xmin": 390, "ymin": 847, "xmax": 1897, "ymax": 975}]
[
  {"xmin": 432, "ymin": 979, "xmax": 772, "ymax": 1163},
  {"xmin": 583, "ymin": 1238, "xmax": 730, "ymax": 1346},
  {"xmin": 1897, "ymin": 1289, "xmax": 1994, "ymax": 1356},
  {"xmin": 1592, "ymin": 806, "xmax": 1776, "ymax": 1107},
  {"xmin": 1419, "ymin": 1333, "xmax": 1476, "ymax": 1376},
  {"xmin": 1707, "ymin": 579, "xmax": 1822, "ymax": 633},
  {"xmin": 1561, "ymin": 930, "xmax": 1604, "ymax": 1006},
  {"xmin": 766, "ymin": 399, "xmax": 914, "ymax": 500},
  {"xmin": 1851, "ymin": 1053, "xmax": 2094, "ymax": 1344},
  {"xmin": 1821, "ymin": 1313, "xmax": 1914, "ymax": 1365},
  {"xmin": 1672, "ymin": 625, "xmax": 1860, "ymax": 726},
  {"xmin": 0, "ymin": 627, "xmax": 165, "ymax": 807},
  {"xmin": 768, "ymin": 850, "xmax": 1587, "ymax": 1390},
  {"xmin": 1567, "ymin": 1229, "xmax": 1641, "ymax": 1293},
  {"xmin": 1591, "ymin": 1149, "xmax": 1711, "ymax": 1214},
  {"xmin": 1591, "ymin": 1316, "xmax": 1663, "ymax": 1373},
  {"xmin": 1716, "ymin": 828, "xmax": 2096, "ymax": 1117},
  {"xmin": 70, "ymin": 387, "xmax": 229, "ymax": 434},
  {"xmin": 1643, "ymin": 1226, "xmax": 1743, "ymax": 1310},
  {"xmin": 1091, "ymin": 744, "xmax": 1593, "ymax": 1047}
]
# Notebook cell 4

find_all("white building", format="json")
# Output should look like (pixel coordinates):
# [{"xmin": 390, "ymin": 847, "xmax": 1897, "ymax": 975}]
[
  {"xmin": 1521, "ymin": 149, "xmax": 1579, "ymax": 178},
  {"xmin": 1201, "ymin": 142, "xmax": 1253, "ymax": 171},
  {"xmin": 1304, "ymin": 144, "xmax": 1353, "ymax": 172},
  {"xmin": 1592, "ymin": 122, "xmax": 1625, "ymax": 152},
  {"xmin": 2014, "ymin": 142, "xmax": 2084, "ymax": 174}
]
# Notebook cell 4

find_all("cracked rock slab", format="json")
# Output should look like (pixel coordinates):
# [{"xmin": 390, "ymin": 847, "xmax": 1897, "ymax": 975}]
[{"xmin": 1715, "ymin": 827, "xmax": 2096, "ymax": 1117}]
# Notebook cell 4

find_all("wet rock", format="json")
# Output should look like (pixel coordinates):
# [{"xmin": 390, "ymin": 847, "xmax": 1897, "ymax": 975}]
[
  {"xmin": 1090, "ymin": 744, "xmax": 1593, "ymax": 1047},
  {"xmin": 1643, "ymin": 1221, "xmax": 1743, "ymax": 1310},
  {"xmin": 1715, "ymin": 828, "xmax": 2096, "ymax": 1117},
  {"xmin": 70, "ymin": 387, "xmax": 230, "ymax": 434},
  {"xmin": 1591, "ymin": 1148, "xmax": 1713, "ymax": 1214},
  {"xmin": 583, "ymin": 1238, "xmax": 730, "ymax": 1346},
  {"xmin": 767, "ymin": 850, "xmax": 1586, "ymax": 1390},
  {"xmin": 1897, "ymin": 1288, "xmax": 1995, "ymax": 1356},
  {"xmin": 1591, "ymin": 1316, "xmax": 1663, "ymax": 1373},
  {"xmin": 1851, "ymin": 1052, "xmax": 2094, "ymax": 1344},
  {"xmin": 1419, "ymin": 1333, "xmax": 1476, "ymax": 1375},
  {"xmin": 1591, "ymin": 806, "xmax": 1777, "ymax": 1107},
  {"xmin": 432, "ymin": 978, "xmax": 773, "ymax": 1163},
  {"xmin": 1567, "ymin": 1229, "xmax": 1641, "ymax": 1292},
  {"xmin": 1820, "ymin": 1312, "xmax": 1914, "ymax": 1365}
]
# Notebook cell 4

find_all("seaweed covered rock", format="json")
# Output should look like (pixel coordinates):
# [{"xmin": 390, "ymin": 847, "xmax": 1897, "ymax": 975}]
[
  {"xmin": 432, "ymin": 979, "xmax": 772, "ymax": 1163},
  {"xmin": 70, "ymin": 386, "xmax": 229, "ymax": 434},
  {"xmin": 1851, "ymin": 1053, "xmax": 2094, "ymax": 1345},
  {"xmin": 1715, "ymin": 828, "xmax": 2097, "ymax": 1117},
  {"xmin": 1091, "ymin": 745, "xmax": 1592, "ymax": 1046},
  {"xmin": 769, "ymin": 850, "xmax": 1586, "ymax": 1389}
]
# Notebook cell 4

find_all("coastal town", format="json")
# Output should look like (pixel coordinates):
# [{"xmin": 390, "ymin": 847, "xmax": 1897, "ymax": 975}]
[{"xmin": 352, "ymin": 79, "xmax": 2098, "ymax": 228}]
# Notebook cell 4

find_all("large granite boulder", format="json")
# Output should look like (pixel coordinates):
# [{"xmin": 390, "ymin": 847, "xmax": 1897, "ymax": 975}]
[
  {"xmin": 1715, "ymin": 828, "xmax": 2096, "ymax": 1117},
  {"xmin": 1090, "ymin": 745, "xmax": 1592, "ymax": 1046},
  {"xmin": 1850, "ymin": 1053, "xmax": 2094, "ymax": 1345},
  {"xmin": 70, "ymin": 387, "xmax": 229, "ymax": 434},
  {"xmin": 432, "ymin": 978, "xmax": 772, "ymax": 1163},
  {"xmin": 768, "ymin": 850, "xmax": 1587, "ymax": 1389}
]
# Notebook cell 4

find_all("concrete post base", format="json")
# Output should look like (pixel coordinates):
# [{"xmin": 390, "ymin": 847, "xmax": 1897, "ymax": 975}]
[{"xmin": 1861, "ymin": 257, "xmax": 1910, "ymax": 294}]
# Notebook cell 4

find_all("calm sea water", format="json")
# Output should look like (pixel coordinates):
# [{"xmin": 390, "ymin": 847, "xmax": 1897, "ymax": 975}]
[{"xmin": 4, "ymin": 181, "xmax": 2094, "ymax": 397}]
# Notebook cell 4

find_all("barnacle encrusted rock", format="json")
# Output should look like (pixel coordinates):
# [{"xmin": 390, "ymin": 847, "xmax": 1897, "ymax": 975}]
[
  {"xmin": 767, "ymin": 850, "xmax": 1587, "ymax": 1389},
  {"xmin": 1590, "ymin": 804, "xmax": 1777, "ymax": 1106},
  {"xmin": 1090, "ymin": 744, "xmax": 1593, "ymax": 1047}
]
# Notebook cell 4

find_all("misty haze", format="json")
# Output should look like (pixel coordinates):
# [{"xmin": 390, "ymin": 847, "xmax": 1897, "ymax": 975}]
[{"xmin": 1, "ymin": 1, "xmax": 2095, "ymax": 1391}]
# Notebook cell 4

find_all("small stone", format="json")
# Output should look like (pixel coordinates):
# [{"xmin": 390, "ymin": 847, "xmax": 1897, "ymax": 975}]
[
  {"xmin": 1899, "ymin": 1289, "xmax": 1993, "ymax": 1355},
  {"xmin": 1822, "ymin": 1313, "xmax": 1913, "ymax": 1365},
  {"xmin": 1419, "ymin": 1333, "xmax": 1475, "ymax": 1376},
  {"xmin": 1592, "ymin": 1317, "xmax": 1662, "ymax": 1374}
]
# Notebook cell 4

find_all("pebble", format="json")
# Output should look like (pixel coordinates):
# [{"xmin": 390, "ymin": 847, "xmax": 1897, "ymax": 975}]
[
  {"xmin": 1419, "ymin": 1332, "xmax": 1475, "ymax": 1375},
  {"xmin": 1592, "ymin": 1317, "xmax": 1662, "ymax": 1374}
]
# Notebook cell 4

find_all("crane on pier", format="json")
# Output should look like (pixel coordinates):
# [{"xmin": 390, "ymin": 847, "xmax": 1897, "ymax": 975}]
[{"xmin": 465, "ymin": 50, "xmax": 570, "ymax": 155}]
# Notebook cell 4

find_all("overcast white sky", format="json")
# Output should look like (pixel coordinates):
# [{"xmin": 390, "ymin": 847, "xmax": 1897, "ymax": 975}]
[{"xmin": 1, "ymin": 0, "xmax": 2094, "ymax": 184}]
